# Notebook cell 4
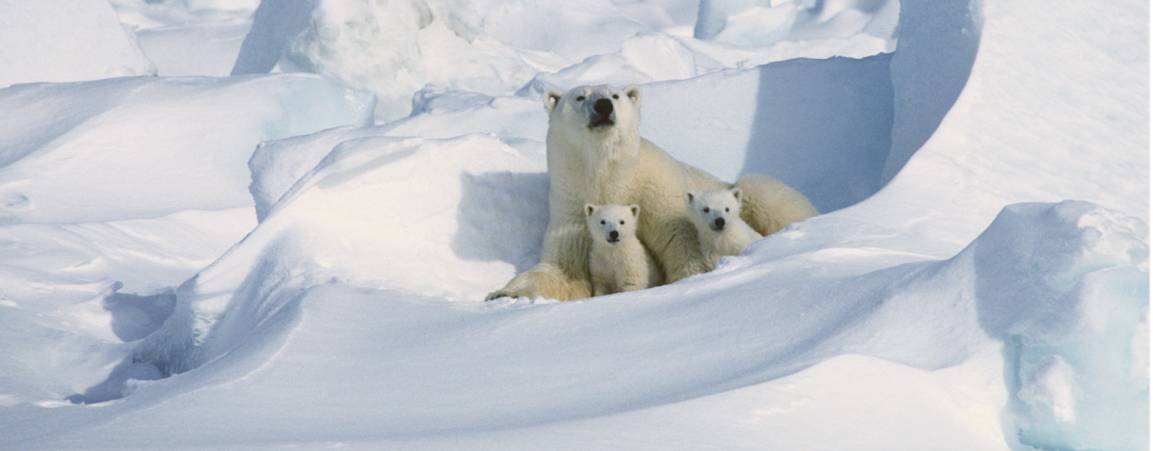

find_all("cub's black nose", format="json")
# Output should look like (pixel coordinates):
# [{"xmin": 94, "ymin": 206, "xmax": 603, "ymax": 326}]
[
  {"xmin": 714, "ymin": 217, "xmax": 726, "ymax": 229},
  {"xmin": 593, "ymin": 98, "xmax": 613, "ymax": 116},
  {"xmin": 608, "ymin": 230, "xmax": 620, "ymax": 241}
]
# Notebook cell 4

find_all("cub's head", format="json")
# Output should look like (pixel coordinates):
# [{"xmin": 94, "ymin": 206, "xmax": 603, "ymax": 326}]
[
  {"xmin": 544, "ymin": 85, "xmax": 641, "ymax": 139},
  {"xmin": 584, "ymin": 204, "xmax": 640, "ymax": 245},
  {"xmin": 686, "ymin": 188, "xmax": 743, "ymax": 233}
]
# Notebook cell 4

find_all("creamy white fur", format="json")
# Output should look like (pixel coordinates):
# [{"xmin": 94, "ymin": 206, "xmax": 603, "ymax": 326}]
[
  {"xmin": 486, "ymin": 85, "xmax": 818, "ymax": 301},
  {"xmin": 585, "ymin": 204, "xmax": 663, "ymax": 296},
  {"xmin": 687, "ymin": 188, "xmax": 764, "ymax": 269}
]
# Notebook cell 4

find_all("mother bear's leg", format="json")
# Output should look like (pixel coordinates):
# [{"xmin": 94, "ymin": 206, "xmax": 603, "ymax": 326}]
[
  {"xmin": 485, "ymin": 220, "xmax": 592, "ymax": 301},
  {"xmin": 734, "ymin": 174, "xmax": 819, "ymax": 236}
]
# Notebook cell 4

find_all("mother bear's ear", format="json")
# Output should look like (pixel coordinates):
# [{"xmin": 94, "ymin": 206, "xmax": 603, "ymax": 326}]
[
  {"xmin": 625, "ymin": 85, "xmax": 640, "ymax": 104},
  {"xmin": 544, "ymin": 90, "xmax": 563, "ymax": 112}
]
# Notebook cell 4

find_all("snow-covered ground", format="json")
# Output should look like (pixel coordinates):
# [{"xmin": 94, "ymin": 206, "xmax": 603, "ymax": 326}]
[{"xmin": 0, "ymin": 0, "xmax": 1147, "ymax": 450}]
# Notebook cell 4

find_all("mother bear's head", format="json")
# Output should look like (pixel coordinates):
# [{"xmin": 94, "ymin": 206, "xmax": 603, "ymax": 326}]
[{"xmin": 543, "ymin": 85, "xmax": 642, "ymax": 162}]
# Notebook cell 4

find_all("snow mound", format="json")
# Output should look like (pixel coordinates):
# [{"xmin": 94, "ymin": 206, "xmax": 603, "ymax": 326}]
[
  {"xmin": 234, "ymin": 0, "xmax": 898, "ymax": 123},
  {"xmin": 695, "ymin": 0, "xmax": 898, "ymax": 51},
  {"xmin": 108, "ymin": 0, "xmax": 258, "ymax": 77},
  {"xmin": 0, "ymin": 0, "xmax": 156, "ymax": 87},
  {"xmin": 67, "ymin": 162, "xmax": 1150, "ymax": 449},
  {"xmin": 138, "ymin": 134, "xmax": 547, "ymax": 374},
  {"xmin": 234, "ymin": 0, "xmax": 538, "ymax": 121},
  {"xmin": 961, "ymin": 201, "xmax": 1148, "ymax": 450},
  {"xmin": 0, "ymin": 74, "xmax": 374, "ymax": 223},
  {"xmin": 0, "ymin": 0, "xmax": 1147, "ymax": 448}
]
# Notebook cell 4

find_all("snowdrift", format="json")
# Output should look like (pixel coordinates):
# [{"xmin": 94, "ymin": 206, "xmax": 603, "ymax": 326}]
[
  {"xmin": 0, "ymin": 74, "xmax": 374, "ymax": 223},
  {"xmin": 0, "ymin": 73, "xmax": 372, "ymax": 412},
  {"xmin": 0, "ymin": 1, "xmax": 155, "ymax": 88},
  {"xmin": 109, "ymin": 0, "xmax": 258, "ymax": 76},
  {"xmin": 232, "ymin": 0, "xmax": 898, "ymax": 122},
  {"xmin": 0, "ymin": 0, "xmax": 1147, "ymax": 449}
]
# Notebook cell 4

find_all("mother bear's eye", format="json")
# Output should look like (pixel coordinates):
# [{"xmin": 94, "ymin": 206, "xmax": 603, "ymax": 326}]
[
  {"xmin": 612, "ymin": 94, "xmax": 619, "ymax": 99},
  {"xmin": 600, "ymin": 220, "xmax": 605, "ymax": 225},
  {"xmin": 619, "ymin": 220, "xmax": 625, "ymax": 225},
  {"xmin": 725, "ymin": 207, "xmax": 730, "ymax": 212},
  {"xmin": 703, "ymin": 207, "xmax": 710, "ymax": 213},
  {"xmin": 576, "ymin": 96, "xmax": 586, "ymax": 102}
]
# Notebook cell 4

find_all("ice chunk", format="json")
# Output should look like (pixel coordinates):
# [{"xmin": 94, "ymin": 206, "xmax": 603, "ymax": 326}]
[
  {"xmin": 962, "ymin": 201, "xmax": 1149, "ymax": 451},
  {"xmin": 234, "ymin": 0, "xmax": 536, "ymax": 122}
]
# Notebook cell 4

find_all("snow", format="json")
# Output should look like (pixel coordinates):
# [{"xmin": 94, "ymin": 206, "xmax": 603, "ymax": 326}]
[
  {"xmin": 0, "ymin": 74, "xmax": 374, "ymax": 223},
  {"xmin": 0, "ymin": 0, "xmax": 155, "ymax": 88},
  {"xmin": 0, "ymin": 0, "xmax": 1147, "ymax": 449},
  {"xmin": 109, "ymin": 0, "xmax": 259, "ymax": 76},
  {"xmin": 0, "ymin": 72, "xmax": 372, "ymax": 413},
  {"xmin": 232, "ymin": 0, "xmax": 898, "ymax": 122}
]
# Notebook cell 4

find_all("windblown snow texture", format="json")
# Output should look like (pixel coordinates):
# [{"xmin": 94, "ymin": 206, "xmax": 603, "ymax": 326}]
[{"xmin": 0, "ymin": 0, "xmax": 1145, "ymax": 450}]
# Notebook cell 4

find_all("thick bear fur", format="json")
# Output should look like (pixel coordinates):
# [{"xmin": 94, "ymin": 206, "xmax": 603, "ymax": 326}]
[
  {"xmin": 585, "ymin": 204, "xmax": 664, "ymax": 296},
  {"xmin": 687, "ymin": 188, "xmax": 764, "ymax": 269},
  {"xmin": 486, "ymin": 85, "xmax": 817, "ymax": 301}
]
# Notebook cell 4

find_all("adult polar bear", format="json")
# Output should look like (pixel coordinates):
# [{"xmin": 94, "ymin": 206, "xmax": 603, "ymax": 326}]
[{"xmin": 486, "ymin": 85, "xmax": 817, "ymax": 301}]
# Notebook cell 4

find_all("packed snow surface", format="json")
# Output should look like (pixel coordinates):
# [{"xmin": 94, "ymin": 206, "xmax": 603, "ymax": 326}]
[
  {"xmin": 0, "ymin": 0, "xmax": 155, "ymax": 87},
  {"xmin": 0, "ymin": 0, "xmax": 1147, "ymax": 450}
]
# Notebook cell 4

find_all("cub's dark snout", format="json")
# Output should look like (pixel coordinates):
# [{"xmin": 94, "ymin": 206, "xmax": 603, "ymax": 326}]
[
  {"xmin": 608, "ymin": 230, "xmax": 620, "ymax": 242},
  {"xmin": 713, "ymin": 217, "xmax": 726, "ymax": 230},
  {"xmin": 593, "ymin": 98, "xmax": 613, "ymax": 116}
]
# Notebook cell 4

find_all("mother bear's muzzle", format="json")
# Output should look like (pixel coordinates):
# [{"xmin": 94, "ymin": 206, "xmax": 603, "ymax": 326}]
[{"xmin": 588, "ymin": 97, "xmax": 615, "ymax": 129}]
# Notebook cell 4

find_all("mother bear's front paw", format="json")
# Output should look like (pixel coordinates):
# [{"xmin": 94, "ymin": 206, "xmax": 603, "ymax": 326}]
[{"xmin": 484, "ymin": 287, "xmax": 534, "ymax": 302}]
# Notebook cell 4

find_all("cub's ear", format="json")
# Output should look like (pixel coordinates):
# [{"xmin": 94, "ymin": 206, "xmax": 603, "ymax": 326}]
[
  {"xmin": 585, "ymin": 204, "xmax": 596, "ymax": 217},
  {"xmin": 629, "ymin": 204, "xmax": 640, "ymax": 217},
  {"xmin": 685, "ymin": 192, "xmax": 695, "ymax": 204},
  {"xmin": 544, "ymin": 90, "xmax": 562, "ymax": 112},
  {"xmin": 732, "ymin": 188, "xmax": 743, "ymax": 201},
  {"xmin": 625, "ymin": 85, "xmax": 640, "ymax": 104}
]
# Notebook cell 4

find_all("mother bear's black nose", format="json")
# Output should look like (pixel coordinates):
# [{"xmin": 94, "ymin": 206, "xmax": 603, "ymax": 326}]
[
  {"xmin": 714, "ymin": 217, "xmax": 725, "ymax": 229},
  {"xmin": 594, "ymin": 98, "xmax": 613, "ymax": 115},
  {"xmin": 608, "ymin": 230, "xmax": 619, "ymax": 241}
]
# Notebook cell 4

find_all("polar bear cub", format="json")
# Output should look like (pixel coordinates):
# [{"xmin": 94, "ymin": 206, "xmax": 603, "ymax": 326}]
[
  {"xmin": 686, "ymin": 188, "xmax": 764, "ymax": 269},
  {"xmin": 585, "ymin": 204, "xmax": 664, "ymax": 296}
]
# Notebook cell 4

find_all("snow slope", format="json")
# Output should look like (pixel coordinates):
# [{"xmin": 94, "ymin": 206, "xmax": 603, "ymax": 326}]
[
  {"xmin": 109, "ymin": 0, "xmax": 258, "ymax": 76},
  {"xmin": 0, "ymin": 0, "xmax": 155, "ymax": 87},
  {"xmin": 0, "ymin": 74, "xmax": 373, "ymax": 412},
  {"xmin": 232, "ymin": 0, "xmax": 897, "ymax": 121},
  {"xmin": 0, "ymin": 75, "xmax": 374, "ymax": 223},
  {"xmin": 0, "ymin": 0, "xmax": 1147, "ymax": 450}
]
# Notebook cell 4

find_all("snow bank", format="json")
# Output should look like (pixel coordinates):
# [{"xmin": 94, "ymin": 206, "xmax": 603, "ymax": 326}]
[
  {"xmin": 0, "ymin": 74, "xmax": 374, "ymax": 223},
  {"xmin": 0, "ymin": 72, "xmax": 369, "ymax": 409},
  {"xmin": 960, "ymin": 201, "xmax": 1148, "ymax": 450},
  {"xmin": 138, "ymin": 135, "xmax": 548, "ymax": 374},
  {"xmin": 0, "ymin": 207, "xmax": 254, "ymax": 407},
  {"xmin": 1, "ymin": 0, "xmax": 1147, "ymax": 448},
  {"xmin": 694, "ymin": 0, "xmax": 898, "ymax": 51},
  {"xmin": 233, "ymin": 0, "xmax": 897, "ymax": 123},
  {"xmin": 248, "ymin": 90, "xmax": 547, "ymax": 221},
  {"xmin": 108, "ymin": 0, "xmax": 258, "ymax": 77},
  {"xmin": 642, "ymin": 54, "xmax": 893, "ymax": 212},
  {"xmin": 234, "ymin": 0, "xmax": 538, "ymax": 121},
  {"xmin": 0, "ymin": 0, "xmax": 156, "ymax": 87}
]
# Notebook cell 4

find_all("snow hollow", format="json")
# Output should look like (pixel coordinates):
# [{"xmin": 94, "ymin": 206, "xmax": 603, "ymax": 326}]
[{"xmin": 0, "ymin": 0, "xmax": 1146, "ymax": 450}]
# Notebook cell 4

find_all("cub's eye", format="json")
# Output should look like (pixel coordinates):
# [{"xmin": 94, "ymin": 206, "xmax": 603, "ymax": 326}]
[
  {"xmin": 576, "ymin": 96, "xmax": 586, "ymax": 102},
  {"xmin": 724, "ymin": 207, "xmax": 730, "ymax": 212},
  {"xmin": 703, "ymin": 207, "xmax": 710, "ymax": 213},
  {"xmin": 600, "ymin": 220, "xmax": 605, "ymax": 225},
  {"xmin": 612, "ymin": 94, "xmax": 619, "ymax": 99},
  {"xmin": 619, "ymin": 220, "xmax": 625, "ymax": 225}
]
